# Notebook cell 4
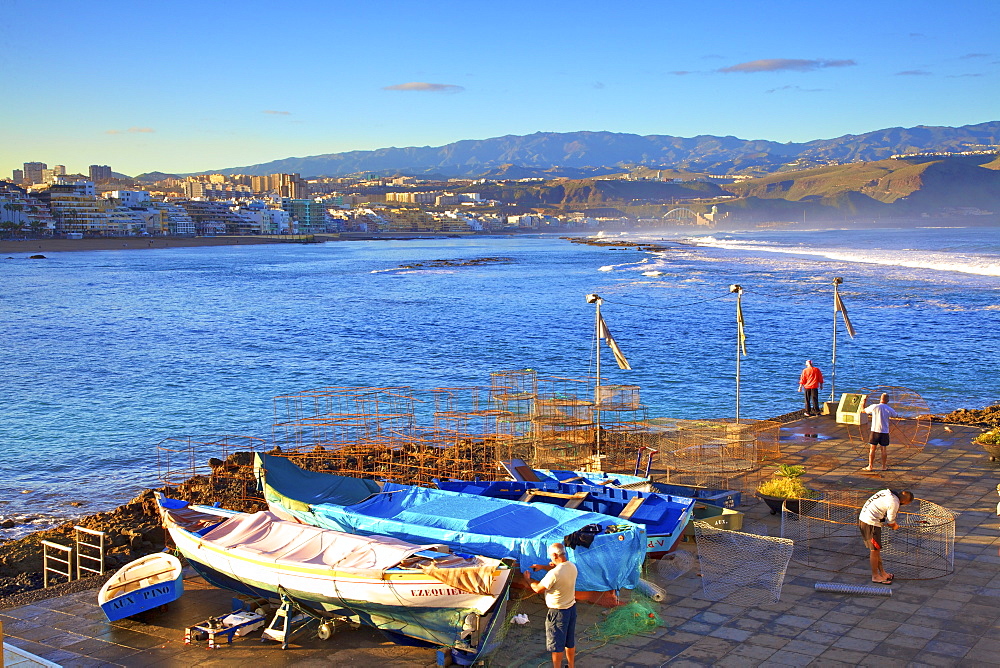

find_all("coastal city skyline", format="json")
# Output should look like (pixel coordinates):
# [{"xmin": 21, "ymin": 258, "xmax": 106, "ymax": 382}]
[{"xmin": 2, "ymin": 0, "xmax": 997, "ymax": 178}]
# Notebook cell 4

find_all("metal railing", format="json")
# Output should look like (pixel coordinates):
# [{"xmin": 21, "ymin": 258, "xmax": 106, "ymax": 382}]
[{"xmin": 75, "ymin": 526, "xmax": 106, "ymax": 578}]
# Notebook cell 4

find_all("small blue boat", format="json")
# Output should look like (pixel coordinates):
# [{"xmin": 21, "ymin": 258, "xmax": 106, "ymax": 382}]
[
  {"xmin": 501, "ymin": 459, "xmax": 742, "ymax": 508},
  {"xmin": 98, "ymin": 553, "xmax": 184, "ymax": 621},
  {"xmin": 436, "ymin": 478, "xmax": 696, "ymax": 558}
]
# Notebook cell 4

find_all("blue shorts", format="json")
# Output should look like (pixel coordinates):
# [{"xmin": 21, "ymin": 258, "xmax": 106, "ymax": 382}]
[{"xmin": 545, "ymin": 605, "xmax": 577, "ymax": 652}]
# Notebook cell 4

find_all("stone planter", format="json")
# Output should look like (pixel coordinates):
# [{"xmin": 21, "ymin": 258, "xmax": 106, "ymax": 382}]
[
  {"xmin": 977, "ymin": 440, "xmax": 1000, "ymax": 461},
  {"xmin": 757, "ymin": 493, "xmax": 821, "ymax": 516}
]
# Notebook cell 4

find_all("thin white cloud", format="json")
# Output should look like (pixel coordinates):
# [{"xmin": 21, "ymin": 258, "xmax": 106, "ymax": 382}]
[
  {"xmin": 765, "ymin": 84, "xmax": 826, "ymax": 93},
  {"xmin": 719, "ymin": 58, "xmax": 857, "ymax": 73},
  {"xmin": 263, "ymin": 110, "xmax": 291, "ymax": 115},
  {"xmin": 128, "ymin": 127, "xmax": 154, "ymax": 133},
  {"xmin": 383, "ymin": 82, "xmax": 465, "ymax": 93},
  {"xmin": 960, "ymin": 53, "xmax": 990, "ymax": 59},
  {"xmin": 896, "ymin": 70, "xmax": 932, "ymax": 76},
  {"xmin": 669, "ymin": 70, "xmax": 695, "ymax": 76},
  {"xmin": 592, "ymin": 81, "xmax": 605, "ymax": 89}
]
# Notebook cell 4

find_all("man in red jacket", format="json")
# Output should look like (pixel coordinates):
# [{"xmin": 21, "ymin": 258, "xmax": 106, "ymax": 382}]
[{"xmin": 798, "ymin": 360, "xmax": 824, "ymax": 416}]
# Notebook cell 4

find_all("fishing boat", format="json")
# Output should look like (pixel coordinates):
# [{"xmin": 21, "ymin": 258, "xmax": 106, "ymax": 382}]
[
  {"xmin": 156, "ymin": 493, "xmax": 513, "ymax": 658},
  {"xmin": 436, "ymin": 478, "xmax": 696, "ymax": 558},
  {"xmin": 501, "ymin": 459, "xmax": 649, "ymax": 487},
  {"xmin": 502, "ymin": 460, "xmax": 742, "ymax": 508},
  {"xmin": 255, "ymin": 453, "xmax": 646, "ymax": 593},
  {"xmin": 98, "ymin": 552, "xmax": 184, "ymax": 621}
]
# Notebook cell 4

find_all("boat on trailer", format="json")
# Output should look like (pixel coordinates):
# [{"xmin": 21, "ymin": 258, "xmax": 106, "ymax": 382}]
[
  {"xmin": 156, "ymin": 493, "xmax": 513, "ymax": 660},
  {"xmin": 254, "ymin": 452, "xmax": 646, "ymax": 593},
  {"xmin": 98, "ymin": 552, "xmax": 184, "ymax": 621}
]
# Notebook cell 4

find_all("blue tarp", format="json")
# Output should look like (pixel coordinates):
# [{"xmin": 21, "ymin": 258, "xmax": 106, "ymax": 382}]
[{"xmin": 256, "ymin": 454, "xmax": 645, "ymax": 592}]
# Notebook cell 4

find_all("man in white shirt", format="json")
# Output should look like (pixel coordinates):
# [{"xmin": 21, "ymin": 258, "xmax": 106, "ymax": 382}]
[
  {"xmin": 863, "ymin": 393, "xmax": 898, "ymax": 471},
  {"xmin": 524, "ymin": 542, "xmax": 578, "ymax": 668},
  {"xmin": 858, "ymin": 488, "xmax": 914, "ymax": 583}
]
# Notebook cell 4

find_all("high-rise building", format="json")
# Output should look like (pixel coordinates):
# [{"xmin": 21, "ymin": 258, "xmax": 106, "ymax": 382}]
[
  {"xmin": 251, "ymin": 173, "xmax": 308, "ymax": 198},
  {"xmin": 89, "ymin": 165, "xmax": 113, "ymax": 182},
  {"xmin": 23, "ymin": 162, "xmax": 47, "ymax": 184},
  {"xmin": 12, "ymin": 169, "xmax": 24, "ymax": 182}
]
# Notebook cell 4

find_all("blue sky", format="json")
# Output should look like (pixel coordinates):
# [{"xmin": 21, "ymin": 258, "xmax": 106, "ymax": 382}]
[{"xmin": 1, "ymin": 0, "xmax": 997, "ymax": 177}]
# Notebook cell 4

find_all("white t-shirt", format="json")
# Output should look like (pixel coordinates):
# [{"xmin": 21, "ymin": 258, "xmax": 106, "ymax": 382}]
[
  {"xmin": 539, "ymin": 561, "xmax": 578, "ymax": 610},
  {"xmin": 859, "ymin": 489, "xmax": 901, "ymax": 526},
  {"xmin": 864, "ymin": 402, "xmax": 897, "ymax": 434}
]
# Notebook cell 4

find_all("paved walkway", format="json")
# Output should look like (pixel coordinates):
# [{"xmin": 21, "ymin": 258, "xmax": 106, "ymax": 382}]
[{"xmin": 1, "ymin": 418, "xmax": 998, "ymax": 667}]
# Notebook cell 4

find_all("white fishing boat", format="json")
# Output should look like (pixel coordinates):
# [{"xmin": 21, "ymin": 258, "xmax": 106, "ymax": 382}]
[{"xmin": 155, "ymin": 493, "xmax": 513, "ymax": 658}]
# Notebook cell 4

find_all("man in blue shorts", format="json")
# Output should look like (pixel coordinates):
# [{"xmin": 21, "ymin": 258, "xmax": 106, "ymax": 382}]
[
  {"xmin": 524, "ymin": 542, "xmax": 578, "ymax": 668},
  {"xmin": 863, "ymin": 393, "xmax": 898, "ymax": 471}
]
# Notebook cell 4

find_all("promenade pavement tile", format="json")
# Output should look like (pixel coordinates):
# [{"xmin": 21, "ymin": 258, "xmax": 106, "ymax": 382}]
[{"xmin": 1, "ymin": 418, "xmax": 996, "ymax": 667}]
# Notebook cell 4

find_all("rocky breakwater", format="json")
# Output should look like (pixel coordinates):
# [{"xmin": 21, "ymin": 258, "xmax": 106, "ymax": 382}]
[
  {"xmin": 0, "ymin": 452, "xmax": 265, "ymax": 607},
  {"xmin": 931, "ymin": 403, "xmax": 1000, "ymax": 429}
]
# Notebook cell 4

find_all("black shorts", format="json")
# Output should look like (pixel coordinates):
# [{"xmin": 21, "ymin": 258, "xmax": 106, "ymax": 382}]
[
  {"xmin": 869, "ymin": 431, "xmax": 890, "ymax": 447},
  {"xmin": 859, "ymin": 522, "xmax": 882, "ymax": 551}
]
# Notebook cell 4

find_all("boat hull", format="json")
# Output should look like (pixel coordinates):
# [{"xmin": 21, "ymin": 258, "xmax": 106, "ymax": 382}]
[
  {"xmin": 436, "ymin": 479, "xmax": 695, "ymax": 559},
  {"xmin": 257, "ymin": 453, "xmax": 646, "ymax": 593},
  {"xmin": 98, "ymin": 553, "xmax": 184, "ymax": 622},
  {"xmin": 159, "ymin": 498, "xmax": 511, "ymax": 653}
]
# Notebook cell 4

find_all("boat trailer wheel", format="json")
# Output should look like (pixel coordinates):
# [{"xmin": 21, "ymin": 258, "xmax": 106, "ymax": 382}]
[{"xmin": 317, "ymin": 621, "xmax": 336, "ymax": 640}]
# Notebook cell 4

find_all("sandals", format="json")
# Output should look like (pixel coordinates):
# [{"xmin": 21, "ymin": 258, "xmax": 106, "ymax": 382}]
[{"xmin": 872, "ymin": 573, "xmax": 894, "ymax": 584}]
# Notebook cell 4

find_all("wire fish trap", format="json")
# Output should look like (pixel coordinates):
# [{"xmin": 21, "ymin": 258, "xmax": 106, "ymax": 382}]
[
  {"xmin": 781, "ymin": 498, "xmax": 955, "ymax": 580},
  {"xmin": 693, "ymin": 521, "xmax": 794, "ymax": 606}
]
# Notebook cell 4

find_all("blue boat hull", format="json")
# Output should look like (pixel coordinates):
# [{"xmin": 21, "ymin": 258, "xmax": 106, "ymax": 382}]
[
  {"xmin": 436, "ymin": 479, "xmax": 696, "ymax": 558},
  {"xmin": 100, "ymin": 576, "xmax": 184, "ymax": 621}
]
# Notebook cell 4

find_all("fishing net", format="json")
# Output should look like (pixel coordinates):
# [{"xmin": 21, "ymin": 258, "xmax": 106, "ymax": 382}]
[
  {"xmin": 648, "ymin": 549, "xmax": 695, "ymax": 581},
  {"xmin": 781, "ymin": 497, "xmax": 955, "ymax": 579},
  {"xmin": 588, "ymin": 600, "xmax": 663, "ymax": 643},
  {"xmin": 693, "ymin": 521, "xmax": 794, "ymax": 605},
  {"xmin": 844, "ymin": 386, "xmax": 931, "ymax": 467}
]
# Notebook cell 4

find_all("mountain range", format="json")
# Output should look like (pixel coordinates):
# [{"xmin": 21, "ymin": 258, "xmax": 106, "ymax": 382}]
[{"xmin": 188, "ymin": 121, "xmax": 1000, "ymax": 179}]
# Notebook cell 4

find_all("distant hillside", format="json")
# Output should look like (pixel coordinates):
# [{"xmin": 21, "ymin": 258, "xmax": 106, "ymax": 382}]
[
  {"xmin": 723, "ymin": 154, "xmax": 1000, "ymax": 216},
  {"xmin": 464, "ymin": 178, "xmax": 728, "ymax": 207},
  {"xmin": 486, "ymin": 154, "xmax": 1000, "ymax": 224},
  {"xmin": 204, "ymin": 122, "xmax": 1000, "ymax": 178}
]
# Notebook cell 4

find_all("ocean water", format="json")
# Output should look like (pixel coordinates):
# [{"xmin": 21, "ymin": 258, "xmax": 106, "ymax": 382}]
[{"xmin": 2, "ymin": 227, "xmax": 998, "ymax": 536}]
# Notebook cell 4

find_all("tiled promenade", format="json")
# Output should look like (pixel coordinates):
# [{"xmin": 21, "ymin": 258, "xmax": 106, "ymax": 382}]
[{"xmin": 1, "ymin": 418, "xmax": 997, "ymax": 667}]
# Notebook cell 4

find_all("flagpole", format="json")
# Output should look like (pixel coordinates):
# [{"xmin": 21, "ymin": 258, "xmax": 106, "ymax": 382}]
[
  {"xmin": 730, "ymin": 284, "xmax": 743, "ymax": 422},
  {"xmin": 587, "ymin": 293, "xmax": 603, "ymax": 460},
  {"xmin": 831, "ymin": 277, "xmax": 842, "ymax": 402}
]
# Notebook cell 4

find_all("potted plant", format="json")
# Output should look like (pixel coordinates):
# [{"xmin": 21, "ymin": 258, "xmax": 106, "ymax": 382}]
[
  {"xmin": 974, "ymin": 427, "xmax": 1000, "ymax": 461},
  {"xmin": 756, "ymin": 464, "xmax": 821, "ymax": 515}
]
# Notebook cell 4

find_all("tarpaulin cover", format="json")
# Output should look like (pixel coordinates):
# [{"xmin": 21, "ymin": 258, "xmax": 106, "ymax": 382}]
[
  {"xmin": 257, "ymin": 454, "xmax": 644, "ymax": 592},
  {"xmin": 437, "ymin": 480, "xmax": 696, "ymax": 538}
]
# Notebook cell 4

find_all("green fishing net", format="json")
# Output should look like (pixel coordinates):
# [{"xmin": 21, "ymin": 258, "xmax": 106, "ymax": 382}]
[{"xmin": 589, "ymin": 600, "xmax": 663, "ymax": 642}]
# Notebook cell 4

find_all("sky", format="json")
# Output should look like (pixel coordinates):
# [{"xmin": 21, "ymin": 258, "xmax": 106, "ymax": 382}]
[{"xmin": 1, "ymin": 0, "xmax": 997, "ymax": 177}]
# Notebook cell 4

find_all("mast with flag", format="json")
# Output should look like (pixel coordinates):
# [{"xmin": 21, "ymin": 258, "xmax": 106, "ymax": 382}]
[
  {"xmin": 730, "ymin": 284, "xmax": 747, "ymax": 422},
  {"xmin": 586, "ymin": 294, "xmax": 630, "ymax": 459},
  {"xmin": 830, "ymin": 277, "xmax": 856, "ymax": 401}
]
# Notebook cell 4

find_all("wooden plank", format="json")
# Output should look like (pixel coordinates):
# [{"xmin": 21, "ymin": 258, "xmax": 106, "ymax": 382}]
[{"xmin": 618, "ymin": 496, "xmax": 645, "ymax": 521}]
